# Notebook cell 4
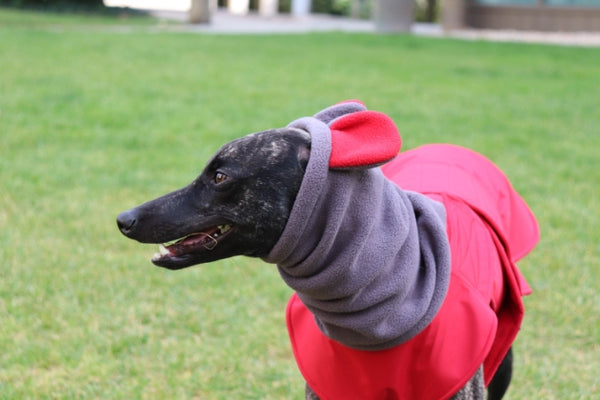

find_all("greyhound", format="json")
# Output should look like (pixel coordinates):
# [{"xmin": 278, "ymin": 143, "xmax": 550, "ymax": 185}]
[{"xmin": 117, "ymin": 101, "xmax": 538, "ymax": 400}]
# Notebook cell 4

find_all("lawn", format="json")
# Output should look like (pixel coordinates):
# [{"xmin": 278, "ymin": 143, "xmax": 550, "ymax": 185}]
[{"xmin": 1, "ymin": 8, "xmax": 598, "ymax": 399}]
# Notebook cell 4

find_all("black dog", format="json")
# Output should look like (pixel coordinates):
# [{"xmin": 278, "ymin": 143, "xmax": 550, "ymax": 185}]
[
  {"xmin": 117, "ymin": 128, "xmax": 310, "ymax": 269},
  {"xmin": 118, "ymin": 103, "xmax": 537, "ymax": 400}
]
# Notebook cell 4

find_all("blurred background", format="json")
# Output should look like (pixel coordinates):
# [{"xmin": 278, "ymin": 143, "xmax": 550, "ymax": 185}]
[
  {"xmin": 4, "ymin": 0, "xmax": 600, "ymax": 31},
  {"xmin": 0, "ymin": 1, "xmax": 598, "ymax": 399}
]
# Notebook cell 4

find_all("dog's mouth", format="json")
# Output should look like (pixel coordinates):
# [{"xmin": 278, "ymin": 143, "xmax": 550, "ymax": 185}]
[{"xmin": 151, "ymin": 224, "xmax": 234, "ymax": 268}]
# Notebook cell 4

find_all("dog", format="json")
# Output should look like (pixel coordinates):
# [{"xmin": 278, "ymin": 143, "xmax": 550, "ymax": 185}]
[{"xmin": 117, "ymin": 101, "xmax": 539, "ymax": 400}]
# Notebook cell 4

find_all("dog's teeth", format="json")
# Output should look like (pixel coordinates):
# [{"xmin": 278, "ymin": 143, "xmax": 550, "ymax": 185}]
[
  {"xmin": 153, "ymin": 244, "xmax": 172, "ymax": 261},
  {"xmin": 158, "ymin": 244, "xmax": 170, "ymax": 255}
]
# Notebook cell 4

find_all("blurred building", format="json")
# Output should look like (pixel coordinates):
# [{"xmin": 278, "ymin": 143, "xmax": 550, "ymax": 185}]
[{"xmin": 442, "ymin": 0, "xmax": 600, "ymax": 31}]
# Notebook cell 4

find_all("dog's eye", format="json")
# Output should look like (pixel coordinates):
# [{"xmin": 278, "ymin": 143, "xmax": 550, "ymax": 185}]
[{"xmin": 214, "ymin": 172, "xmax": 228, "ymax": 184}]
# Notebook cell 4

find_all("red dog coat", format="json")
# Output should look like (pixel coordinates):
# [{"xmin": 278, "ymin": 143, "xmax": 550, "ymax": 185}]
[{"xmin": 286, "ymin": 144, "xmax": 539, "ymax": 400}]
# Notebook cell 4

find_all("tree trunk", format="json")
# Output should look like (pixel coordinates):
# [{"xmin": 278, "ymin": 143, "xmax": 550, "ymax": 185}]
[
  {"xmin": 425, "ymin": 0, "xmax": 436, "ymax": 22},
  {"xmin": 190, "ymin": 0, "xmax": 210, "ymax": 23},
  {"xmin": 374, "ymin": 0, "xmax": 414, "ymax": 32}
]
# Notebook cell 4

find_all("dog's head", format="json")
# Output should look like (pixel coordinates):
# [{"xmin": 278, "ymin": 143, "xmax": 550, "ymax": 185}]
[
  {"xmin": 117, "ymin": 128, "xmax": 311, "ymax": 270},
  {"xmin": 118, "ymin": 101, "xmax": 401, "ymax": 270}
]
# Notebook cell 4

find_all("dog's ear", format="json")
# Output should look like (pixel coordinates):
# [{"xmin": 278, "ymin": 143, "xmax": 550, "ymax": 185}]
[
  {"xmin": 298, "ymin": 143, "xmax": 310, "ymax": 171},
  {"xmin": 285, "ymin": 127, "xmax": 311, "ymax": 171},
  {"xmin": 295, "ymin": 129, "xmax": 311, "ymax": 171},
  {"xmin": 328, "ymin": 110, "xmax": 401, "ymax": 170}
]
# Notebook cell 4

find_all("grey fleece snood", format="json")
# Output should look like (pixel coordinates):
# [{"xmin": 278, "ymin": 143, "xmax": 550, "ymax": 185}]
[{"xmin": 262, "ymin": 103, "xmax": 451, "ymax": 351}]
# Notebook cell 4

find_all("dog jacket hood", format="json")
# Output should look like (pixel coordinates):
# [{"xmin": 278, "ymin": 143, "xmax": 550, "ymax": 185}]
[
  {"xmin": 263, "ymin": 101, "xmax": 539, "ymax": 400},
  {"xmin": 263, "ymin": 101, "xmax": 452, "ymax": 350}
]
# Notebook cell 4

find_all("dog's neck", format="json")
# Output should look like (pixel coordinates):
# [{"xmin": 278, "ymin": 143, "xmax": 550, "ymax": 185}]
[{"xmin": 263, "ymin": 120, "xmax": 451, "ymax": 350}]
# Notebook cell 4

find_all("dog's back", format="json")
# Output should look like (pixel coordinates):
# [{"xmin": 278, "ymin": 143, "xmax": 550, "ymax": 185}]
[{"xmin": 382, "ymin": 143, "xmax": 539, "ymax": 262}]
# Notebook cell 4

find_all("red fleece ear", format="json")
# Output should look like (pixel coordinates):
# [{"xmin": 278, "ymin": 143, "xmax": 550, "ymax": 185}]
[{"xmin": 329, "ymin": 110, "xmax": 401, "ymax": 169}]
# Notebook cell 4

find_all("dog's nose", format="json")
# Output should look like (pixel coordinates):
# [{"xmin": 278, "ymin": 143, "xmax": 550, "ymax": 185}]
[{"xmin": 117, "ymin": 210, "xmax": 137, "ymax": 236}]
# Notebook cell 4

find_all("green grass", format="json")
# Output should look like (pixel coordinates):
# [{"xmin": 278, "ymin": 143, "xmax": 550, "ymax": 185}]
[{"xmin": 1, "ymin": 8, "xmax": 599, "ymax": 399}]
